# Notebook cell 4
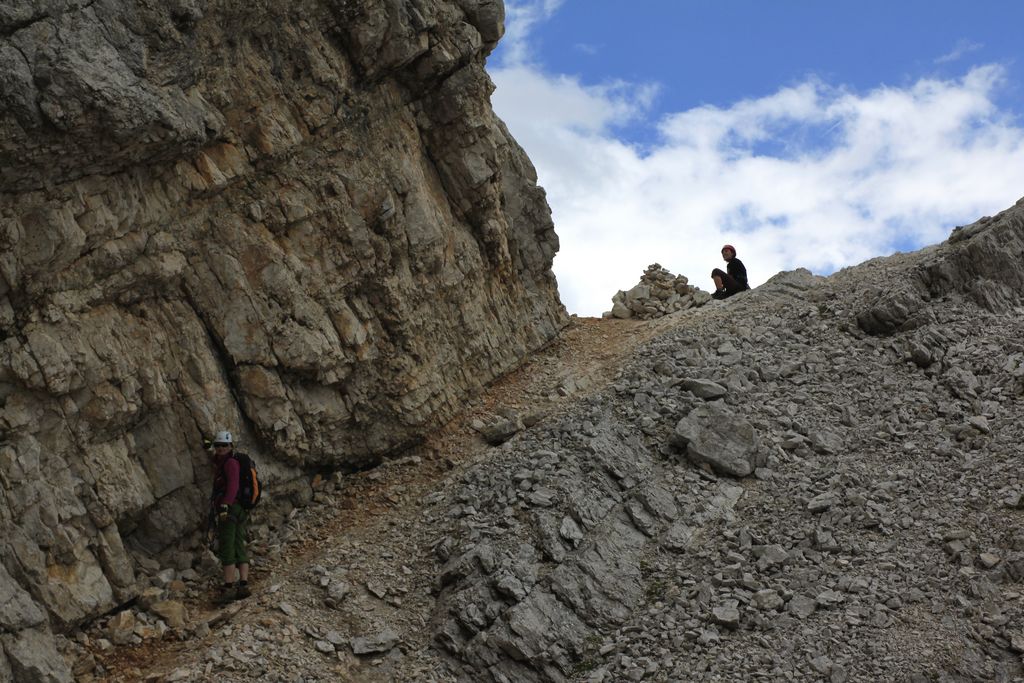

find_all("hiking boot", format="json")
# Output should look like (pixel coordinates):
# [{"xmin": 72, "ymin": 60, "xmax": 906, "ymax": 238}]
[
  {"xmin": 711, "ymin": 289, "xmax": 727, "ymax": 300},
  {"xmin": 235, "ymin": 583, "xmax": 251, "ymax": 599},
  {"xmin": 216, "ymin": 586, "xmax": 238, "ymax": 605}
]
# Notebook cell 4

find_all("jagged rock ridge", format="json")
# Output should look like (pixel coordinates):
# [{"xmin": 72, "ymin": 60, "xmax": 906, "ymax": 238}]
[{"xmin": 0, "ymin": 0, "xmax": 565, "ymax": 678}]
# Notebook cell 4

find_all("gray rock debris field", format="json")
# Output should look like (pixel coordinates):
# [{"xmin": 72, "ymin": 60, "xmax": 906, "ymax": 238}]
[{"xmin": 428, "ymin": 199, "xmax": 1024, "ymax": 682}]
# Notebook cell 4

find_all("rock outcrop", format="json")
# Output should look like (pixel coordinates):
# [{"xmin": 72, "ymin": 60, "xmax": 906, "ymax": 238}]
[
  {"xmin": 854, "ymin": 203, "xmax": 1024, "ymax": 335},
  {"xmin": 0, "ymin": 0, "xmax": 565, "ymax": 674}
]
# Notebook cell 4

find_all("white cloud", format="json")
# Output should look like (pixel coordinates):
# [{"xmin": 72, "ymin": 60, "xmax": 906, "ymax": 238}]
[
  {"xmin": 501, "ymin": 0, "xmax": 567, "ymax": 66},
  {"xmin": 491, "ymin": 61, "xmax": 1024, "ymax": 316},
  {"xmin": 936, "ymin": 39, "xmax": 984, "ymax": 64},
  {"xmin": 488, "ymin": 65, "xmax": 657, "ymax": 136}
]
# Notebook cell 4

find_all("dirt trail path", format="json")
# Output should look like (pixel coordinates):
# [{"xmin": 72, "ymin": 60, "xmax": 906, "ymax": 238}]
[{"xmin": 93, "ymin": 313, "xmax": 685, "ymax": 682}]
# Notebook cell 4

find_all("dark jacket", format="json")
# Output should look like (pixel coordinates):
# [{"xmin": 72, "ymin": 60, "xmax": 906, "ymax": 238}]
[{"xmin": 727, "ymin": 258, "xmax": 749, "ymax": 290}]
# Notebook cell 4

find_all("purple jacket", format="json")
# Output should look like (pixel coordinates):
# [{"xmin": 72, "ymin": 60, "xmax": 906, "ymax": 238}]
[{"xmin": 213, "ymin": 452, "xmax": 240, "ymax": 506}]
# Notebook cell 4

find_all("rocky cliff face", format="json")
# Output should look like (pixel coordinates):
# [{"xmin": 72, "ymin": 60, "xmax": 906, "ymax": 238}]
[{"xmin": 0, "ymin": 0, "xmax": 565, "ymax": 676}]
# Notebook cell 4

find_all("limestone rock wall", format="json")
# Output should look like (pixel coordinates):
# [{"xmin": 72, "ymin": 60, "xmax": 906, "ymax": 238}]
[{"xmin": 0, "ymin": 0, "xmax": 565, "ymax": 661}]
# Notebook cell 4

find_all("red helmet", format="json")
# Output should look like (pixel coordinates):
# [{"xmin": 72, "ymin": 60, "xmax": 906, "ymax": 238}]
[{"xmin": 721, "ymin": 244, "xmax": 736, "ymax": 255}]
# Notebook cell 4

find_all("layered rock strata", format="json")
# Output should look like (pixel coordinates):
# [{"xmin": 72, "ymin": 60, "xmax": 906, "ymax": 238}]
[{"xmin": 0, "ymin": 0, "xmax": 565, "ymax": 675}]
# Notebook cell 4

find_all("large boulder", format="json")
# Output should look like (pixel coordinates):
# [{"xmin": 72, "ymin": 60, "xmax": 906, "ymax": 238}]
[
  {"xmin": 1, "ymin": 627, "xmax": 73, "ymax": 683},
  {"xmin": 671, "ymin": 403, "xmax": 765, "ymax": 477},
  {"xmin": 0, "ymin": 563, "xmax": 45, "ymax": 632}
]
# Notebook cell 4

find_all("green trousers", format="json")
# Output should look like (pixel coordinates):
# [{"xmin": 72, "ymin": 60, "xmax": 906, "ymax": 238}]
[{"xmin": 217, "ymin": 503, "xmax": 249, "ymax": 566}]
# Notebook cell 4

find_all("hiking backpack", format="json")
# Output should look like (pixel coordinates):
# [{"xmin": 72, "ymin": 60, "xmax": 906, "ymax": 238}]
[{"xmin": 232, "ymin": 452, "xmax": 262, "ymax": 509}]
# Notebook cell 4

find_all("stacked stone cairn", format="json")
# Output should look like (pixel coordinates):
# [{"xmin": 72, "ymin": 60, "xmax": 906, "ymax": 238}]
[{"xmin": 605, "ymin": 263, "xmax": 712, "ymax": 319}]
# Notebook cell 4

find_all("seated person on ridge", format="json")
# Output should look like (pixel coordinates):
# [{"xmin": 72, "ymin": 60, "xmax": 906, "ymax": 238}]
[{"xmin": 711, "ymin": 244, "xmax": 750, "ymax": 299}]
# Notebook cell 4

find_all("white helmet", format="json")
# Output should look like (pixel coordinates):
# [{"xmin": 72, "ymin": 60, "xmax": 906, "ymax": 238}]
[{"xmin": 214, "ymin": 430, "xmax": 233, "ymax": 445}]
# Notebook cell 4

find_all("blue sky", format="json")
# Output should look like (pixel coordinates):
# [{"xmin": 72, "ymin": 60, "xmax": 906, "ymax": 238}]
[{"xmin": 487, "ymin": 1, "xmax": 1024, "ymax": 315}]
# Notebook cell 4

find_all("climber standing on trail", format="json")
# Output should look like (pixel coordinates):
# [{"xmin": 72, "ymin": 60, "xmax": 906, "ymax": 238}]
[
  {"xmin": 711, "ymin": 244, "xmax": 750, "ymax": 299},
  {"xmin": 209, "ymin": 430, "xmax": 251, "ymax": 604}
]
